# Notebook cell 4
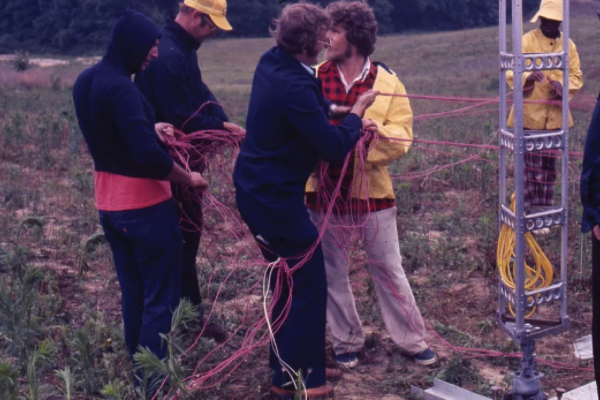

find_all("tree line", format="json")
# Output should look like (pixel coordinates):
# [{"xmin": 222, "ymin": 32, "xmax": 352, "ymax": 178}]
[{"xmin": 0, "ymin": 0, "xmax": 540, "ymax": 55}]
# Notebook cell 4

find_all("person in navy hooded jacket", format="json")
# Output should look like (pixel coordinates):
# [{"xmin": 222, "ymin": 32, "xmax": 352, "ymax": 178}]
[
  {"xmin": 233, "ymin": 3, "xmax": 378, "ymax": 398},
  {"xmin": 72, "ymin": 10, "xmax": 207, "ymax": 363},
  {"xmin": 580, "ymin": 13, "xmax": 600, "ymax": 395}
]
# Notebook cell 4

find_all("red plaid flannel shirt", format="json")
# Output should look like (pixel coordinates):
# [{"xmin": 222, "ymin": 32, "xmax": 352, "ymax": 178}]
[{"xmin": 306, "ymin": 60, "xmax": 395, "ymax": 214}]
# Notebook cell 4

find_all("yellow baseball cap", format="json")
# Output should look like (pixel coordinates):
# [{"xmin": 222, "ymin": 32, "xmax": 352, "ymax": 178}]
[
  {"xmin": 184, "ymin": 0, "xmax": 233, "ymax": 31},
  {"xmin": 530, "ymin": 0, "xmax": 563, "ymax": 23}
]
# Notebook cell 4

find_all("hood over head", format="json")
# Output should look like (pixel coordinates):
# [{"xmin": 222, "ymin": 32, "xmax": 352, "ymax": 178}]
[{"xmin": 104, "ymin": 10, "xmax": 162, "ymax": 74}]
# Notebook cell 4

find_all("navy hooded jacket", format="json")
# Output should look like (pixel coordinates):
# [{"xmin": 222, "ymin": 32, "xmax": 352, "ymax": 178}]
[
  {"xmin": 580, "ymin": 94, "xmax": 600, "ymax": 233},
  {"xmin": 135, "ymin": 19, "xmax": 228, "ymax": 133},
  {"xmin": 233, "ymin": 46, "xmax": 363, "ymax": 221},
  {"xmin": 73, "ymin": 10, "xmax": 173, "ymax": 180}
]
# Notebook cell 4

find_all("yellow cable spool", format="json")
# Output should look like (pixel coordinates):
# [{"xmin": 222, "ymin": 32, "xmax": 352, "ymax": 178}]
[{"xmin": 497, "ymin": 194, "xmax": 554, "ymax": 317}]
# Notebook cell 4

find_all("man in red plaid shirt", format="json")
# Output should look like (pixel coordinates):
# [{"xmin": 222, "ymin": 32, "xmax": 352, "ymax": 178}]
[{"xmin": 306, "ymin": 1, "xmax": 436, "ymax": 368}]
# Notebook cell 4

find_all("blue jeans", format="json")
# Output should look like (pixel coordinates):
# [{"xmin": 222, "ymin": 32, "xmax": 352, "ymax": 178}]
[
  {"xmin": 99, "ymin": 199, "xmax": 183, "ymax": 360},
  {"xmin": 236, "ymin": 189, "xmax": 327, "ymax": 389}
]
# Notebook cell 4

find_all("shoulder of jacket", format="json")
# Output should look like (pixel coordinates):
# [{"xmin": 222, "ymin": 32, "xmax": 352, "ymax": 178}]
[
  {"xmin": 152, "ymin": 51, "xmax": 188, "ymax": 77},
  {"xmin": 567, "ymin": 37, "xmax": 578, "ymax": 49},
  {"xmin": 108, "ymin": 77, "xmax": 138, "ymax": 97},
  {"xmin": 373, "ymin": 61, "xmax": 396, "ymax": 76},
  {"xmin": 374, "ymin": 62, "xmax": 404, "ymax": 90},
  {"xmin": 158, "ymin": 45, "xmax": 187, "ymax": 63}
]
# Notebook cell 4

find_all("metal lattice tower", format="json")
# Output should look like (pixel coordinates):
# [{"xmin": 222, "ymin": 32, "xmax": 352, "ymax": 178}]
[{"xmin": 497, "ymin": 0, "xmax": 571, "ymax": 399}]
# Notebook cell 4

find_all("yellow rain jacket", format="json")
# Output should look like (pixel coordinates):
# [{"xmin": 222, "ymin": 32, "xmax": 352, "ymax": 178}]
[
  {"xmin": 507, "ymin": 28, "xmax": 583, "ymax": 130},
  {"xmin": 306, "ymin": 64, "xmax": 413, "ymax": 200}
]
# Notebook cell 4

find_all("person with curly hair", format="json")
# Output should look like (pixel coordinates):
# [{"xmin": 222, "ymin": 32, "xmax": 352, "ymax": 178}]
[{"xmin": 306, "ymin": 0, "xmax": 437, "ymax": 369}]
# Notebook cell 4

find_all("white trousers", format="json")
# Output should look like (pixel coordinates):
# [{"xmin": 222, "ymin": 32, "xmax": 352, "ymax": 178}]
[{"xmin": 309, "ymin": 207, "xmax": 428, "ymax": 356}]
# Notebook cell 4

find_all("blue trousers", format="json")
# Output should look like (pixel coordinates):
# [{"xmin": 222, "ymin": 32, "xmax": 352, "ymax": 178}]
[
  {"xmin": 99, "ymin": 199, "xmax": 183, "ymax": 360},
  {"xmin": 171, "ymin": 183, "xmax": 203, "ymax": 309},
  {"xmin": 236, "ymin": 190, "xmax": 327, "ymax": 389},
  {"xmin": 593, "ymin": 234, "xmax": 600, "ymax": 399}
]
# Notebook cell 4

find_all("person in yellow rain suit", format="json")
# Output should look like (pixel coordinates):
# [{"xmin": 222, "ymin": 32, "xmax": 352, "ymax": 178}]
[{"xmin": 507, "ymin": 0, "xmax": 583, "ymax": 233}]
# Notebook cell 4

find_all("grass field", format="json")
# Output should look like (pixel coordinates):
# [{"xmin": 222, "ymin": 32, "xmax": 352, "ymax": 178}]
[{"xmin": 1, "ymin": 6, "xmax": 600, "ymax": 400}]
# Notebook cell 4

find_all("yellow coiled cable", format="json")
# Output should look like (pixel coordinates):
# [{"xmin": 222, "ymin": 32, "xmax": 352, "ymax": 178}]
[{"xmin": 497, "ymin": 194, "xmax": 554, "ymax": 317}]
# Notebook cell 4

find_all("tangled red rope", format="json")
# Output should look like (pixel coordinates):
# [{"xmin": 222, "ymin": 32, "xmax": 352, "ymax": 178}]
[{"xmin": 153, "ymin": 91, "xmax": 595, "ymax": 397}]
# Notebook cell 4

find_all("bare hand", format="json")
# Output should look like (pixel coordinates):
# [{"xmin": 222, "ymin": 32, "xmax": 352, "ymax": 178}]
[
  {"xmin": 361, "ymin": 118, "xmax": 378, "ymax": 132},
  {"xmin": 331, "ymin": 105, "xmax": 351, "ymax": 116},
  {"xmin": 523, "ymin": 72, "xmax": 545, "ymax": 98},
  {"xmin": 351, "ymin": 90, "xmax": 380, "ymax": 118},
  {"xmin": 155, "ymin": 123, "xmax": 175, "ymax": 143},
  {"xmin": 223, "ymin": 122, "xmax": 246, "ymax": 143},
  {"xmin": 594, "ymin": 225, "xmax": 600, "ymax": 241},
  {"xmin": 548, "ymin": 80, "xmax": 563, "ymax": 100},
  {"xmin": 187, "ymin": 172, "xmax": 208, "ymax": 191},
  {"xmin": 526, "ymin": 71, "xmax": 545, "ymax": 84}
]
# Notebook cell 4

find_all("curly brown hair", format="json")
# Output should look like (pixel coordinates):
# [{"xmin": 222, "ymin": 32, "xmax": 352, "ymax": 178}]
[
  {"xmin": 270, "ymin": 3, "xmax": 330, "ymax": 57},
  {"xmin": 327, "ymin": 1, "xmax": 378, "ymax": 58}
]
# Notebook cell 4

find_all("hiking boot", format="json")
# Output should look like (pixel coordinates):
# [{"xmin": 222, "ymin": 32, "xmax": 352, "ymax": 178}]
[
  {"xmin": 411, "ymin": 348, "xmax": 438, "ymax": 366},
  {"xmin": 335, "ymin": 352, "xmax": 358, "ymax": 369},
  {"xmin": 325, "ymin": 368, "xmax": 343, "ymax": 380}
]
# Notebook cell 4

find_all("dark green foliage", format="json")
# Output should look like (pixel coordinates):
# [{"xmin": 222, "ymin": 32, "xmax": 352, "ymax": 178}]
[
  {"xmin": 11, "ymin": 50, "xmax": 30, "ymax": 71},
  {"xmin": 431, "ymin": 355, "xmax": 482, "ymax": 386},
  {"xmin": 0, "ymin": 362, "xmax": 19, "ymax": 400},
  {"xmin": 389, "ymin": 0, "xmax": 539, "ymax": 32},
  {"xmin": 0, "ymin": 0, "xmax": 167, "ymax": 54},
  {"xmin": 0, "ymin": 0, "xmax": 541, "ymax": 54}
]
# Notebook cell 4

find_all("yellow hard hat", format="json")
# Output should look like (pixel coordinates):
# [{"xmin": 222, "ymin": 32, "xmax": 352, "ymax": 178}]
[
  {"xmin": 184, "ymin": 0, "xmax": 233, "ymax": 31},
  {"xmin": 530, "ymin": 0, "xmax": 563, "ymax": 23}
]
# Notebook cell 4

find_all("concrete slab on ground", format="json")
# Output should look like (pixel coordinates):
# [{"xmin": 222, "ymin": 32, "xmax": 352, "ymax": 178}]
[
  {"xmin": 574, "ymin": 335, "xmax": 594, "ymax": 361},
  {"xmin": 411, "ymin": 379, "xmax": 490, "ymax": 400}
]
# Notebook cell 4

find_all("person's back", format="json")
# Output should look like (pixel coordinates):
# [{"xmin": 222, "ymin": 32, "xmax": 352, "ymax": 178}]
[
  {"xmin": 237, "ymin": 48, "xmax": 326, "ymax": 208},
  {"xmin": 234, "ymin": 46, "xmax": 362, "ymax": 217}
]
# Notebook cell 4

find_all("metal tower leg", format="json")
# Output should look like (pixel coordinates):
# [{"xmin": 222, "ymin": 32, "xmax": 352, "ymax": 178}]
[
  {"xmin": 497, "ymin": 1, "xmax": 571, "ymax": 399},
  {"xmin": 505, "ymin": 337, "xmax": 546, "ymax": 400}
]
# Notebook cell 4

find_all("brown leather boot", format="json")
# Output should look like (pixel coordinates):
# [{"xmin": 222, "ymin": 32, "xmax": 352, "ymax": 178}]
[
  {"xmin": 325, "ymin": 368, "xmax": 343, "ymax": 380},
  {"xmin": 271, "ymin": 382, "xmax": 334, "ymax": 400}
]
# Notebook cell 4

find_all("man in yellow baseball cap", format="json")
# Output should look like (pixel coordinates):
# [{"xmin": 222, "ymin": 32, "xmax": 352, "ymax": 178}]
[
  {"xmin": 135, "ymin": 0, "xmax": 244, "ymax": 339},
  {"xmin": 183, "ymin": 0, "xmax": 232, "ymax": 32}
]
